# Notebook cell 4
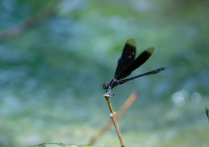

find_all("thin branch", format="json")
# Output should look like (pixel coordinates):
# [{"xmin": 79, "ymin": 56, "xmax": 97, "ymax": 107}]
[
  {"xmin": 104, "ymin": 93, "xmax": 125, "ymax": 147},
  {"xmin": 0, "ymin": 0, "xmax": 61, "ymax": 41},
  {"xmin": 89, "ymin": 93, "xmax": 138, "ymax": 145}
]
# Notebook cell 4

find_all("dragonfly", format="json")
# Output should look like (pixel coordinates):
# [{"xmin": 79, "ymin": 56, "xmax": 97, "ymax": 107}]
[{"xmin": 102, "ymin": 38, "xmax": 166, "ymax": 97}]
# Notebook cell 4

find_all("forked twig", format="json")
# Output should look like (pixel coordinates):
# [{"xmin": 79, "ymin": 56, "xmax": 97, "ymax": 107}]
[{"xmin": 89, "ymin": 93, "xmax": 138, "ymax": 145}]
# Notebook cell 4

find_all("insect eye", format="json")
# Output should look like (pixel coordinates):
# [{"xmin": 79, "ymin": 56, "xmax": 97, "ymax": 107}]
[{"xmin": 102, "ymin": 83, "xmax": 107, "ymax": 89}]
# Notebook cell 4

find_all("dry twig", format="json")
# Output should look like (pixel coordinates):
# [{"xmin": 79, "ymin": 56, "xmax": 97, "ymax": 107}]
[
  {"xmin": 104, "ymin": 93, "xmax": 125, "ymax": 147},
  {"xmin": 89, "ymin": 93, "xmax": 138, "ymax": 145},
  {"xmin": 90, "ymin": 93, "xmax": 138, "ymax": 146}
]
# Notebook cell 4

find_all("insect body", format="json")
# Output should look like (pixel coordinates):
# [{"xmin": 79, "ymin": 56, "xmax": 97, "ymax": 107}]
[{"xmin": 102, "ymin": 39, "xmax": 166, "ymax": 96}]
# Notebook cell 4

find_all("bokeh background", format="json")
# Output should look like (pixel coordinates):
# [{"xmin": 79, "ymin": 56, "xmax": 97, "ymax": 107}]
[{"xmin": 0, "ymin": 0, "xmax": 209, "ymax": 147}]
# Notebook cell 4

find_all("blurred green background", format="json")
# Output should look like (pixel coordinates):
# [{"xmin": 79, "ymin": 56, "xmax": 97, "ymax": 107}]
[{"xmin": 0, "ymin": 0, "xmax": 209, "ymax": 147}]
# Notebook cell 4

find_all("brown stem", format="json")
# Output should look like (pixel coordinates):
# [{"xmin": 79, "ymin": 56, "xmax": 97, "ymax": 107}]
[
  {"xmin": 103, "ymin": 93, "xmax": 126, "ymax": 147},
  {"xmin": 89, "ymin": 93, "xmax": 138, "ymax": 145}
]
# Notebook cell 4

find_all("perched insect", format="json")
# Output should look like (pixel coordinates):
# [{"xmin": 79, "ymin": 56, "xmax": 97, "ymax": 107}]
[{"xmin": 102, "ymin": 39, "xmax": 166, "ymax": 96}]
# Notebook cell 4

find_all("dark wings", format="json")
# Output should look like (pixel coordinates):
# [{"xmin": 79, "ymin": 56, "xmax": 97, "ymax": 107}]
[
  {"xmin": 115, "ymin": 39, "xmax": 154, "ymax": 80},
  {"xmin": 115, "ymin": 39, "xmax": 136, "ymax": 79}
]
